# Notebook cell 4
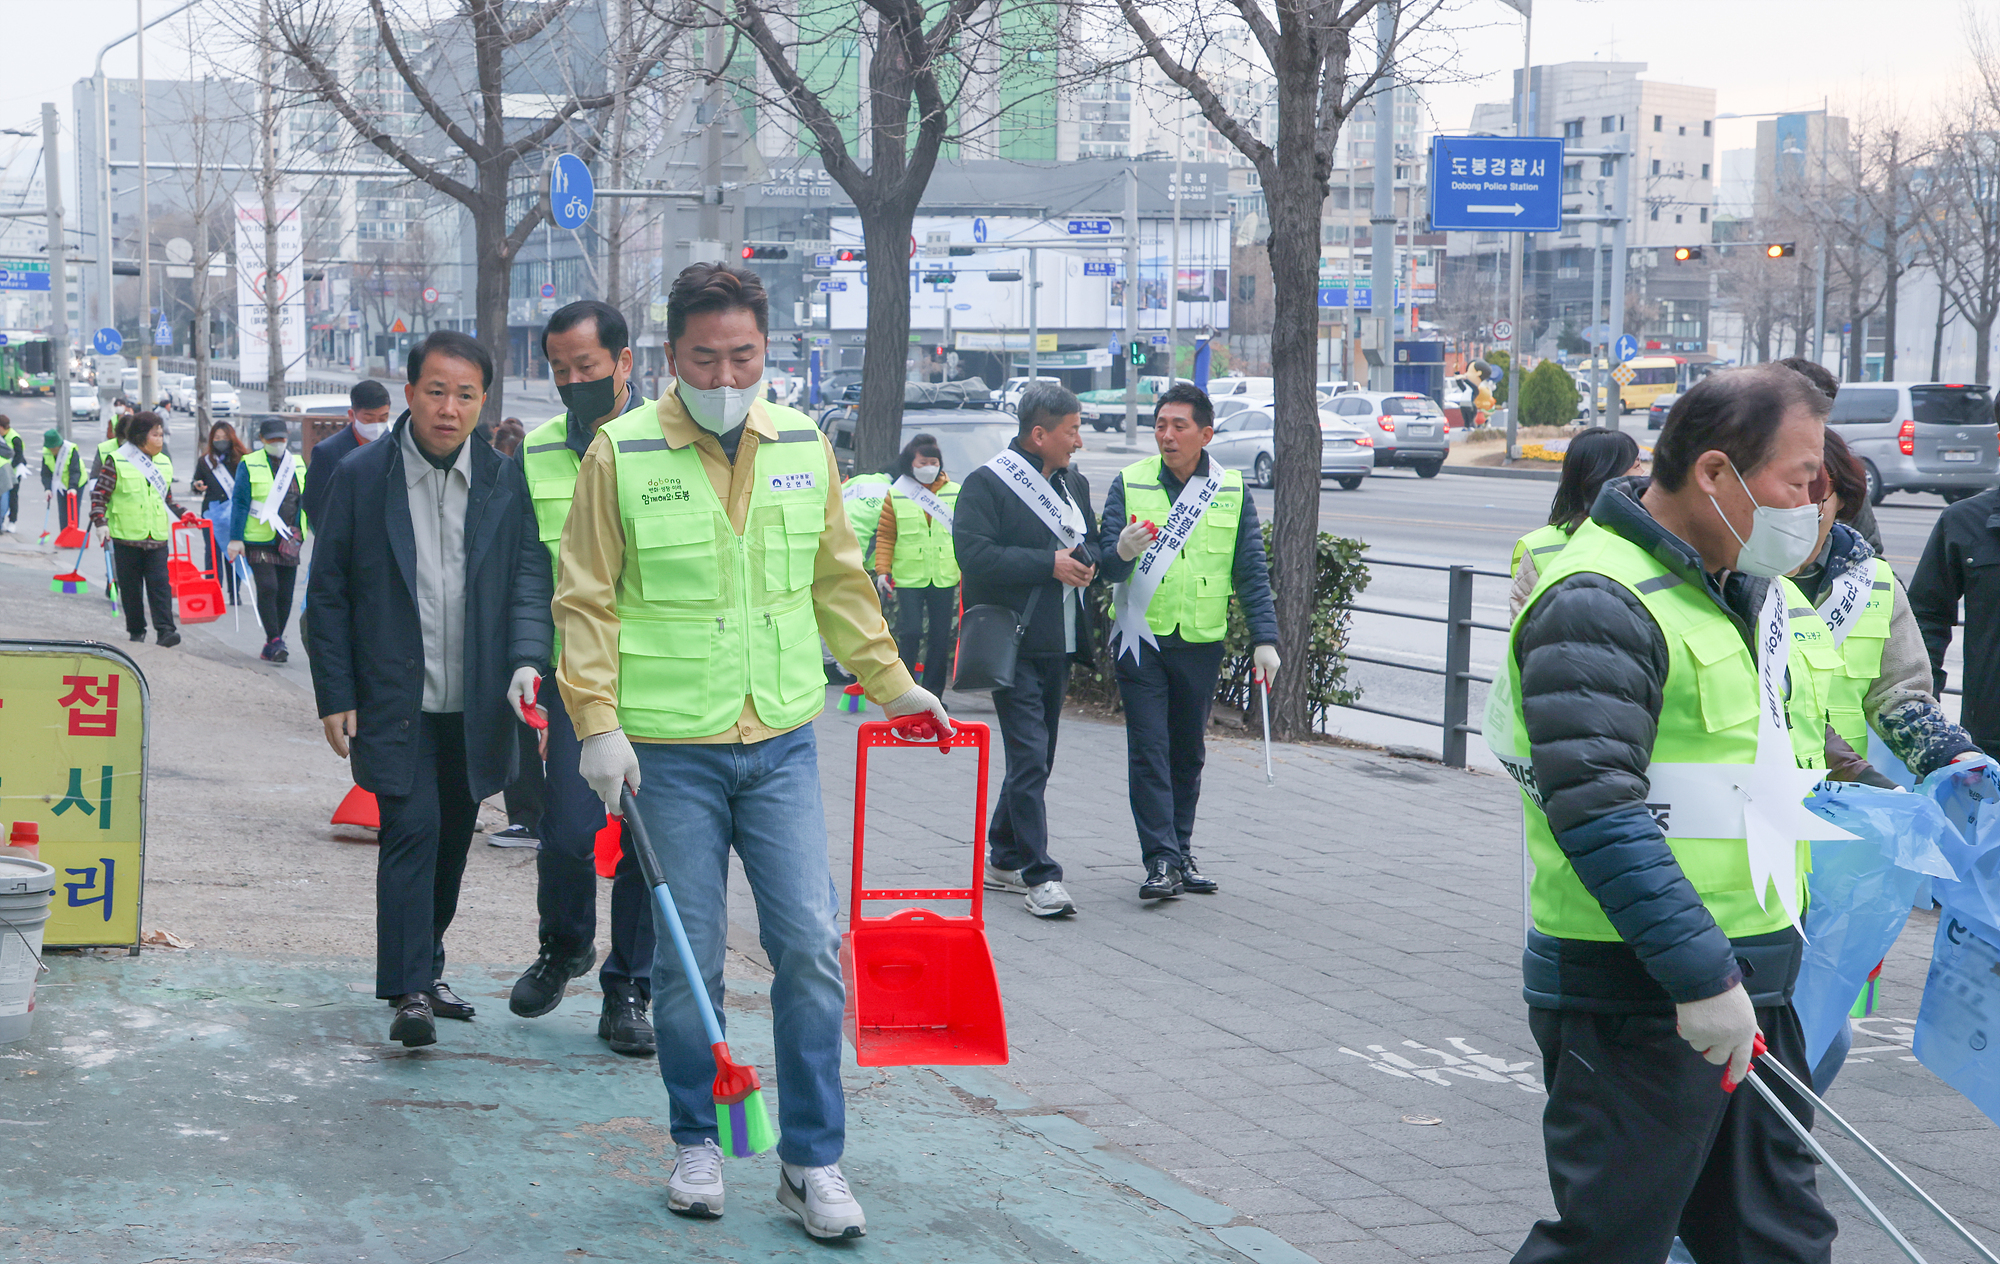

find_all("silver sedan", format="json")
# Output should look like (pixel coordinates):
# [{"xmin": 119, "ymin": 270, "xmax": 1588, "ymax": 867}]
[{"xmin": 1205, "ymin": 407, "xmax": 1376, "ymax": 490}]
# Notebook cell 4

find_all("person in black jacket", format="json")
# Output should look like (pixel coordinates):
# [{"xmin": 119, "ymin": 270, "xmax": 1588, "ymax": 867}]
[
  {"xmin": 302, "ymin": 378, "xmax": 394, "ymax": 532},
  {"xmin": 1911, "ymin": 483, "xmax": 2000, "ymax": 756},
  {"xmin": 953, "ymin": 382, "xmax": 1098, "ymax": 918},
  {"xmin": 1507, "ymin": 366, "xmax": 1839, "ymax": 1264},
  {"xmin": 306, "ymin": 332, "xmax": 553, "ymax": 1048}
]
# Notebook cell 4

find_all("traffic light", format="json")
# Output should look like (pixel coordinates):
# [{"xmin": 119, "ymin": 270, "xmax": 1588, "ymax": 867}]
[
  {"xmin": 1129, "ymin": 340, "xmax": 1146, "ymax": 366},
  {"xmin": 985, "ymin": 270, "xmax": 1022, "ymax": 282},
  {"xmin": 836, "ymin": 248, "xmax": 866, "ymax": 262},
  {"xmin": 1764, "ymin": 242, "xmax": 1796, "ymax": 258},
  {"xmin": 741, "ymin": 245, "xmax": 790, "ymax": 260},
  {"xmin": 948, "ymin": 246, "xmax": 976, "ymax": 256},
  {"xmin": 1672, "ymin": 246, "xmax": 1704, "ymax": 263},
  {"xmin": 922, "ymin": 271, "xmax": 956, "ymax": 285}
]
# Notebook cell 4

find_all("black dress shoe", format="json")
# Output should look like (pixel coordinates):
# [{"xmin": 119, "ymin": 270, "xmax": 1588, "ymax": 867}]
[
  {"xmin": 155, "ymin": 630, "xmax": 181, "ymax": 648},
  {"xmin": 129, "ymin": 630, "xmax": 146, "ymax": 643},
  {"xmin": 389, "ymin": 993, "xmax": 436, "ymax": 1047},
  {"xmin": 1180, "ymin": 856, "xmax": 1218, "ymax": 894},
  {"xmin": 510, "ymin": 943, "xmax": 598, "ymax": 1018},
  {"xmin": 1139, "ymin": 859, "xmax": 1184, "ymax": 901},
  {"xmin": 598, "ymin": 978, "xmax": 656, "ymax": 1056},
  {"xmin": 428, "ymin": 980, "xmax": 476, "ymax": 1021}
]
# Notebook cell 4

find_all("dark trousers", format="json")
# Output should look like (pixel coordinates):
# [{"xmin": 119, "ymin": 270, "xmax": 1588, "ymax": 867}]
[
  {"xmin": 112, "ymin": 541, "xmax": 176, "ymax": 638},
  {"xmin": 374, "ymin": 712, "xmax": 480, "ymax": 999},
  {"xmin": 988, "ymin": 651, "xmax": 1069, "ymax": 886},
  {"xmin": 537, "ymin": 683, "xmax": 655, "ymax": 993},
  {"xmin": 502, "ymin": 717, "xmax": 545, "ymax": 831},
  {"xmin": 893, "ymin": 582, "xmax": 957, "ymax": 693},
  {"xmin": 1512, "ymin": 1002, "xmax": 1836, "ymax": 1264},
  {"xmin": 1115, "ymin": 638, "xmax": 1225, "ymax": 870},
  {"xmin": 250, "ymin": 559, "xmax": 297, "ymax": 642}
]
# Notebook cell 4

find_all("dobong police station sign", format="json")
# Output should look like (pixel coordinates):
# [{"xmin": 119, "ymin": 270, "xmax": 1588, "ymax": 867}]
[
  {"xmin": 0, "ymin": 641, "xmax": 149, "ymax": 949},
  {"xmin": 1428, "ymin": 137, "xmax": 1565, "ymax": 233}
]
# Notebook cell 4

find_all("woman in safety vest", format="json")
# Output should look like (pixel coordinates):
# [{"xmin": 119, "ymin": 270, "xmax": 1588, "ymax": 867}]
[
  {"xmin": 90, "ymin": 410, "xmax": 190, "ymax": 647},
  {"xmin": 1508, "ymin": 426, "xmax": 1641, "ymax": 617},
  {"xmin": 189, "ymin": 421, "xmax": 246, "ymax": 599},
  {"xmin": 226, "ymin": 417, "xmax": 307, "ymax": 663},
  {"xmin": 39, "ymin": 427, "xmax": 87, "ymax": 540},
  {"xmin": 873, "ymin": 433, "xmax": 958, "ymax": 693}
]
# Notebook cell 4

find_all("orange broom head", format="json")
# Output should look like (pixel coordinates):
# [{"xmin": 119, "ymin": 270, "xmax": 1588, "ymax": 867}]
[
  {"xmin": 710, "ymin": 1041, "xmax": 762, "ymax": 1104},
  {"xmin": 330, "ymin": 785, "xmax": 381, "ymax": 829}
]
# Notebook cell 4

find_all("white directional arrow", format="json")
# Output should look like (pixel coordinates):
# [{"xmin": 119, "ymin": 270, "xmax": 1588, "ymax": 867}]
[{"xmin": 1467, "ymin": 203, "xmax": 1527, "ymax": 215}]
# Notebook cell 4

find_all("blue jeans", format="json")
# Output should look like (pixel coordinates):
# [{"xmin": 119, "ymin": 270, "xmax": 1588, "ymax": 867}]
[{"xmin": 632, "ymin": 724, "xmax": 846, "ymax": 1166}]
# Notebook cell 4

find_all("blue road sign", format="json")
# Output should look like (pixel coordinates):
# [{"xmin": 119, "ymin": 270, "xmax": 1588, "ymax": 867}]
[
  {"xmin": 1067, "ymin": 219, "xmax": 1112, "ymax": 236},
  {"xmin": 1150, "ymin": 334, "xmax": 1167, "ymax": 348},
  {"xmin": 93, "ymin": 327, "xmax": 122, "ymax": 356},
  {"xmin": 814, "ymin": 254, "xmax": 835, "ymax": 267},
  {"xmin": 1108, "ymin": 338, "xmax": 1122, "ymax": 355},
  {"xmin": 817, "ymin": 280, "xmax": 847, "ymax": 293},
  {"xmin": 1083, "ymin": 261, "xmax": 1115, "ymax": 277},
  {"xmin": 155, "ymin": 320, "xmax": 172, "ymax": 347},
  {"xmin": 1614, "ymin": 334, "xmax": 1640, "ymax": 363},
  {"xmin": 0, "ymin": 261, "xmax": 50, "ymax": 291},
  {"xmin": 549, "ymin": 153, "xmax": 594, "ymax": 230},
  {"xmin": 973, "ymin": 217, "xmax": 987, "ymax": 244},
  {"xmin": 0, "ymin": 333, "xmax": 9, "ymax": 346},
  {"xmin": 1318, "ymin": 288, "xmax": 1344, "ymax": 308},
  {"xmin": 1429, "ymin": 137, "xmax": 1565, "ymax": 232}
]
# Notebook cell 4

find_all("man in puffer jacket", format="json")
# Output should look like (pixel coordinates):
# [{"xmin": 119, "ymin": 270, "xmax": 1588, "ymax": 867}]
[{"xmin": 1499, "ymin": 366, "xmax": 1842, "ymax": 1264}]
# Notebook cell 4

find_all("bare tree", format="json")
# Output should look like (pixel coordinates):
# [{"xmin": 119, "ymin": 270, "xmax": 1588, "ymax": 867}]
[
  {"xmin": 1105, "ymin": 0, "xmax": 1446, "ymax": 738},
  {"xmin": 269, "ymin": 0, "xmax": 691, "ymax": 426},
  {"xmin": 1915, "ymin": 94, "xmax": 2000, "ymax": 383},
  {"xmin": 1847, "ymin": 120, "xmax": 1933, "ymax": 381}
]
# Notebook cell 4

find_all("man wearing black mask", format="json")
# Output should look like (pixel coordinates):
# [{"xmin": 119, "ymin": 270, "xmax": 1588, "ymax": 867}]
[{"xmin": 504, "ymin": 299, "xmax": 659, "ymax": 1056}]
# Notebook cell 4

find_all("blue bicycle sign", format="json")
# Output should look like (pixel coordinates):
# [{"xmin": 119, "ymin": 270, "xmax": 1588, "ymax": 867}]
[{"xmin": 549, "ymin": 154, "xmax": 595, "ymax": 231}]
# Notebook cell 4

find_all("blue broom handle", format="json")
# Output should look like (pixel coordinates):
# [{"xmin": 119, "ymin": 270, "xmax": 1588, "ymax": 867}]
[{"xmin": 621, "ymin": 786, "xmax": 728, "ymax": 1049}]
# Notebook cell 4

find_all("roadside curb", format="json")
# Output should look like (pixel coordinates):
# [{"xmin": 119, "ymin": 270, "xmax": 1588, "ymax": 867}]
[{"xmin": 1441, "ymin": 463, "xmax": 1560, "ymax": 482}]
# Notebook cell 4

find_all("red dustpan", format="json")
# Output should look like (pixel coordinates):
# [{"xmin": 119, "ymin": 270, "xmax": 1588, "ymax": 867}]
[
  {"xmin": 331, "ymin": 785, "xmax": 380, "ymax": 830},
  {"xmin": 841, "ymin": 717, "xmax": 1007, "ymax": 1067},
  {"xmin": 53, "ymin": 491, "xmax": 86, "ymax": 549},
  {"xmin": 167, "ymin": 518, "xmax": 227, "ymax": 624}
]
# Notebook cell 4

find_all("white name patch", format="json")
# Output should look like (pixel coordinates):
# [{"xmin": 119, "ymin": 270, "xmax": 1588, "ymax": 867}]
[{"xmin": 770, "ymin": 471, "xmax": 816, "ymax": 492}]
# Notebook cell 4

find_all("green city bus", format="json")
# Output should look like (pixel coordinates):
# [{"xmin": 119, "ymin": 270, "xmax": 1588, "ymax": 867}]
[{"xmin": 0, "ymin": 332, "xmax": 55, "ymax": 395}]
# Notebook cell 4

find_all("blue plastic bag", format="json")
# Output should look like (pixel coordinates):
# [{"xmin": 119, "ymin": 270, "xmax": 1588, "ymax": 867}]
[
  {"xmin": 1795, "ymin": 781, "xmax": 1954, "ymax": 1066},
  {"xmin": 1914, "ymin": 909, "xmax": 2000, "ymax": 1129},
  {"xmin": 1919, "ymin": 761, "xmax": 2000, "ymax": 929}
]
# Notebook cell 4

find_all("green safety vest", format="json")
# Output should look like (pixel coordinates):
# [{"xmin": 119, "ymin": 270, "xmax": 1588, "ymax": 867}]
[
  {"xmin": 1116, "ymin": 455, "xmax": 1244, "ymax": 643},
  {"xmin": 43, "ymin": 444, "xmax": 83, "ymax": 489},
  {"xmin": 522, "ymin": 411, "xmax": 584, "ymax": 665},
  {"xmin": 1496, "ymin": 518, "xmax": 1840, "ymax": 943},
  {"xmin": 887, "ymin": 480, "xmax": 960, "ymax": 588},
  {"xmin": 1825, "ymin": 557, "xmax": 1898, "ymax": 752},
  {"xmin": 842, "ymin": 472, "xmax": 892, "ymax": 561},
  {"xmin": 104, "ymin": 448, "xmax": 175, "ymax": 542},
  {"xmin": 1511, "ymin": 523, "xmax": 1571, "ymax": 577},
  {"xmin": 606, "ymin": 403, "xmax": 830, "ymax": 740},
  {"xmin": 240, "ymin": 447, "xmax": 306, "ymax": 543}
]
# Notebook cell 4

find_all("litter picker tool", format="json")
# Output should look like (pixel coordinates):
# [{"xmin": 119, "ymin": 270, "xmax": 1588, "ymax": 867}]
[
  {"xmin": 619, "ymin": 784, "xmax": 776, "ymax": 1157},
  {"xmin": 102, "ymin": 542, "xmax": 117, "ymax": 613},
  {"xmin": 1258, "ymin": 675, "xmax": 1274, "ymax": 786},
  {"xmin": 1733, "ymin": 1036, "xmax": 2000, "ymax": 1264},
  {"xmin": 36, "ymin": 491, "xmax": 50, "ymax": 544}
]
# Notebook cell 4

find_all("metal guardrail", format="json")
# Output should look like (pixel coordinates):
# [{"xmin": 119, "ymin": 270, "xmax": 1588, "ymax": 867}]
[{"xmin": 1340, "ymin": 559, "xmax": 1511, "ymax": 767}]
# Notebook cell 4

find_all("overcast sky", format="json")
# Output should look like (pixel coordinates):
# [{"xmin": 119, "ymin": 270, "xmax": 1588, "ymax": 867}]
[{"xmin": 0, "ymin": 0, "xmax": 1989, "ymax": 176}]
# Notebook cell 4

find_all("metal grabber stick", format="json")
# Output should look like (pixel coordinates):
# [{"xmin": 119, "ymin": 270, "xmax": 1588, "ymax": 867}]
[{"xmin": 1258, "ymin": 674, "xmax": 1274, "ymax": 786}]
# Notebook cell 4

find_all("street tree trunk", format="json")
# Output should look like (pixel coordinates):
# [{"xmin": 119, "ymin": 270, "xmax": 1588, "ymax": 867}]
[{"xmin": 853, "ymin": 201, "xmax": 918, "ymax": 474}]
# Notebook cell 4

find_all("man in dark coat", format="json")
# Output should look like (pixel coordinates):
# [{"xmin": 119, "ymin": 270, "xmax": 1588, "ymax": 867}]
[
  {"xmin": 307, "ymin": 331, "xmax": 553, "ymax": 1048},
  {"xmin": 952, "ymin": 381, "xmax": 1098, "ymax": 918},
  {"xmin": 303, "ymin": 378, "xmax": 394, "ymax": 531},
  {"xmin": 1911, "ymin": 485, "xmax": 2000, "ymax": 754}
]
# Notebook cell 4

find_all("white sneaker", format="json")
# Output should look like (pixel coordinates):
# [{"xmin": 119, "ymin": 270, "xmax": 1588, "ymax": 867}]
[
  {"xmin": 1024, "ymin": 880, "xmax": 1077, "ymax": 918},
  {"xmin": 778, "ymin": 1161, "xmax": 867, "ymax": 1239},
  {"xmin": 983, "ymin": 863, "xmax": 1028, "ymax": 893},
  {"xmin": 667, "ymin": 1138, "xmax": 724, "ymax": 1218}
]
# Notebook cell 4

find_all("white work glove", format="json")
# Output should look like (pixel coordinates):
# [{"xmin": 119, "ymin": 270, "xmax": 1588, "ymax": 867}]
[
  {"xmin": 1252, "ymin": 644, "xmax": 1281, "ymax": 684},
  {"xmin": 874, "ymin": 573, "xmax": 894, "ymax": 598},
  {"xmin": 1116, "ymin": 516, "xmax": 1157, "ymax": 561},
  {"xmin": 226, "ymin": 539, "xmax": 244, "ymax": 561},
  {"xmin": 579, "ymin": 728, "xmax": 642, "ymax": 814},
  {"xmin": 505, "ymin": 666, "xmax": 539, "ymax": 724},
  {"xmin": 883, "ymin": 683, "xmax": 955, "ymax": 738},
  {"xmin": 1676, "ymin": 982, "xmax": 1760, "ymax": 1089}
]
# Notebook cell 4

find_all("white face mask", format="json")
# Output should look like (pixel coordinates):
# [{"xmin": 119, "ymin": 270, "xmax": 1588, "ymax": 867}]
[
  {"xmin": 911, "ymin": 463, "xmax": 941, "ymax": 485},
  {"xmin": 353, "ymin": 419, "xmax": 388, "ymax": 441},
  {"xmin": 677, "ymin": 380, "xmax": 755, "ymax": 435},
  {"xmin": 262, "ymin": 440, "xmax": 286, "ymax": 457},
  {"xmin": 1709, "ymin": 457, "xmax": 1821, "ymax": 578}
]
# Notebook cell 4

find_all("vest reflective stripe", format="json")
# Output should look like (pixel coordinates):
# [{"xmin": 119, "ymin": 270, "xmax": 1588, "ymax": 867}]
[
  {"xmin": 1503, "ymin": 519, "xmax": 1829, "ymax": 943},
  {"xmin": 1826, "ymin": 557, "xmax": 1898, "ymax": 751},
  {"xmin": 105, "ymin": 449, "xmax": 175, "ymax": 542},
  {"xmin": 843, "ymin": 472, "xmax": 892, "ymax": 553},
  {"xmin": 1116, "ymin": 455, "xmax": 1243, "ymax": 643},
  {"xmin": 1511, "ymin": 524, "xmax": 1571, "ymax": 576},
  {"xmin": 522, "ymin": 411, "xmax": 589, "ymax": 665},
  {"xmin": 241, "ymin": 448, "xmax": 305, "ymax": 543},
  {"xmin": 888, "ymin": 481, "xmax": 960, "ymax": 587},
  {"xmin": 607, "ymin": 405, "xmax": 830, "ymax": 739}
]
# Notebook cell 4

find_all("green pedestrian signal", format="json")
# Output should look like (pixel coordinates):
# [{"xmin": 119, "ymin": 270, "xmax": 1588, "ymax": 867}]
[{"xmin": 1129, "ymin": 340, "xmax": 1146, "ymax": 366}]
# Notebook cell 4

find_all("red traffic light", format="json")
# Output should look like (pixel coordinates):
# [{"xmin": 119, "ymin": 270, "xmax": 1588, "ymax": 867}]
[
  {"xmin": 837, "ymin": 248, "xmax": 866, "ymax": 262},
  {"xmin": 1765, "ymin": 242, "xmax": 1795, "ymax": 258},
  {"xmin": 741, "ymin": 245, "xmax": 754, "ymax": 259}
]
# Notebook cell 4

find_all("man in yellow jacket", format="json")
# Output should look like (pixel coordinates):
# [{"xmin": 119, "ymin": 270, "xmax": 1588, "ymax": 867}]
[{"xmin": 555, "ymin": 262, "xmax": 950, "ymax": 1242}]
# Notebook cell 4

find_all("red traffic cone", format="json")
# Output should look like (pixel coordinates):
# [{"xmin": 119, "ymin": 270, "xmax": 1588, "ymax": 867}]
[{"xmin": 330, "ymin": 785, "xmax": 380, "ymax": 831}]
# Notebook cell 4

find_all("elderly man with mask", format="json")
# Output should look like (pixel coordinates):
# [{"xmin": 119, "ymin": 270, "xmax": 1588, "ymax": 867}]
[
  {"xmin": 503, "ymin": 299, "xmax": 660, "ymax": 1058},
  {"xmin": 304, "ymin": 379, "xmax": 394, "ymax": 531},
  {"xmin": 554, "ymin": 262, "xmax": 948, "ymax": 1241}
]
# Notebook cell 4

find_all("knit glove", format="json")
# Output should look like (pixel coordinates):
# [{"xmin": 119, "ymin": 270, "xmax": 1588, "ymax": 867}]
[
  {"xmin": 875, "ymin": 573, "xmax": 894, "ymax": 598},
  {"xmin": 1252, "ymin": 645, "xmax": 1280, "ymax": 684},
  {"xmin": 1676, "ymin": 982, "xmax": 1760, "ymax": 1088},
  {"xmin": 883, "ymin": 683, "xmax": 954, "ymax": 738},
  {"xmin": 579, "ymin": 729, "xmax": 642, "ymax": 814},
  {"xmin": 1117, "ymin": 516, "xmax": 1157, "ymax": 561},
  {"xmin": 505, "ymin": 666, "xmax": 539, "ymax": 724}
]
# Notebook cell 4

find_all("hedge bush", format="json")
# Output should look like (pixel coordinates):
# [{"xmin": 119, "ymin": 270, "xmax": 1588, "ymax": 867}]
[{"xmin": 1518, "ymin": 359, "xmax": 1578, "ymax": 429}]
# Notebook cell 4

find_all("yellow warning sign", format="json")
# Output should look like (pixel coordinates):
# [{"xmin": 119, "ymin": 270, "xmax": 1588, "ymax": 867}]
[
  {"xmin": 389, "ymin": 317, "xmax": 408, "ymax": 334},
  {"xmin": 0, "ymin": 642, "xmax": 148, "ymax": 949},
  {"xmin": 1612, "ymin": 363, "xmax": 1636, "ymax": 387}
]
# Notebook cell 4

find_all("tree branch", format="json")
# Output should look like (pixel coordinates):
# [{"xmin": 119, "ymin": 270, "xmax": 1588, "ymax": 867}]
[
  {"xmin": 368, "ymin": 0, "xmax": 487, "ymax": 161},
  {"xmin": 1115, "ymin": 0, "xmax": 1272, "ymax": 174}
]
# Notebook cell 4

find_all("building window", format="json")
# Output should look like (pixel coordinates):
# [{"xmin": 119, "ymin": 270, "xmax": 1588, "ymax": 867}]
[
  {"xmin": 1601, "ymin": 115, "xmax": 1617, "ymax": 133},
  {"xmin": 1649, "ymin": 207, "xmax": 1660, "ymax": 221},
  {"xmin": 1562, "ymin": 207, "xmax": 1581, "ymax": 237},
  {"xmin": 1237, "ymin": 275, "xmax": 1255, "ymax": 302},
  {"xmin": 1562, "ymin": 118, "xmax": 1583, "ymax": 140},
  {"xmin": 1703, "ymin": 120, "xmax": 1713, "ymax": 137},
  {"xmin": 1600, "ymin": 158, "xmax": 1615, "ymax": 177},
  {"xmin": 1653, "ymin": 115, "xmax": 1663, "ymax": 132},
  {"xmin": 1678, "ymin": 125, "xmax": 1687, "ymax": 136},
  {"xmin": 1651, "ymin": 159, "xmax": 1661, "ymax": 175},
  {"xmin": 1700, "ymin": 208, "xmax": 1709, "ymax": 223},
  {"xmin": 1701, "ymin": 163, "xmax": 1711, "ymax": 180},
  {"xmin": 1675, "ymin": 214, "xmax": 1683, "ymax": 223},
  {"xmin": 1562, "ymin": 163, "xmax": 1582, "ymax": 193}
]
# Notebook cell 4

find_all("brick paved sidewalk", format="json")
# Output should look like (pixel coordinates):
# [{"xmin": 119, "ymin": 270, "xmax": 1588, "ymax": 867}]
[{"xmin": 776, "ymin": 694, "xmax": 2000, "ymax": 1263}]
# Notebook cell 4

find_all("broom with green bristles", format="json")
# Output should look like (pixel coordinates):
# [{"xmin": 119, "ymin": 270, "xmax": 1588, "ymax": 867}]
[{"xmin": 620, "ymin": 786, "xmax": 777, "ymax": 1157}]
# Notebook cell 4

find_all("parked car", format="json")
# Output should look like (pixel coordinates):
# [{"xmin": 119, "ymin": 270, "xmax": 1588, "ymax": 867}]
[
  {"xmin": 1204, "ymin": 406, "xmax": 1375, "ymax": 490},
  {"xmin": 284, "ymin": 392, "xmax": 359, "ymax": 416},
  {"xmin": 1208, "ymin": 376, "xmax": 1274, "ymax": 398},
  {"xmin": 1317, "ymin": 380, "xmax": 1362, "ymax": 401},
  {"xmin": 1647, "ymin": 391, "xmax": 1683, "ymax": 430},
  {"xmin": 154, "ymin": 373, "xmax": 193, "ymax": 412},
  {"xmin": 1076, "ymin": 376, "xmax": 1192, "ymax": 432},
  {"xmin": 67, "ymin": 385, "xmax": 99, "ymax": 420},
  {"xmin": 824, "ymin": 404, "xmax": 1019, "ymax": 482},
  {"xmin": 1826, "ymin": 381, "xmax": 1999, "ymax": 504},
  {"xmin": 208, "ymin": 384, "xmax": 241, "ymax": 418},
  {"xmin": 1321, "ymin": 390, "xmax": 1449, "ymax": 476},
  {"xmin": 999, "ymin": 375, "xmax": 1061, "ymax": 409},
  {"xmin": 1214, "ymin": 395, "xmax": 1272, "ymax": 421}
]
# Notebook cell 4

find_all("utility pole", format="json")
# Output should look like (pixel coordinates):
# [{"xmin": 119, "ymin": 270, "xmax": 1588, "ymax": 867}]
[
  {"xmin": 258, "ymin": 0, "xmax": 285, "ymax": 406},
  {"xmin": 44, "ymin": 102, "xmax": 71, "ymax": 441},
  {"xmin": 1367, "ymin": 1, "xmax": 1397, "ymax": 393},
  {"xmin": 1607, "ymin": 142, "xmax": 1628, "ymax": 396},
  {"xmin": 698, "ymin": 25, "xmax": 725, "ymax": 247},
  {"xmin": 1505, "ymin": 0, "xmax": 1532, "ymax": 459},
  {"xmin": 1812, "ymin": 97, "xmax": 1829, "ymax": 367},
  {"xmin": 1169, "ymin": 110, "xmax": 1183, "ymax": 383},
  {"xmin": 1027, "ymin": 246, "xmax": 1038, "ymax": 383},
  {"xmin": 136, "ymin": 0, "xmax": 155, "ymax": 414},
  {"xmin": 1122, "ymin": 163, "xmax": 1139, "ymax": 444},
  {"xmin": 1587, "ymin": 180, "xmax": 1604, "ymax": 427}
]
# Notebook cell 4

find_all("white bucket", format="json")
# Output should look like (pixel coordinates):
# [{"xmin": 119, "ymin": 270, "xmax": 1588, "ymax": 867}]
[{"xmin": 0, "ymin": 854, "xmax": 55, "ymax": 1045}]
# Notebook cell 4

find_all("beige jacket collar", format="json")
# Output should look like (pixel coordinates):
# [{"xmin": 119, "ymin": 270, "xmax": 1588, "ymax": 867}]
[{"xmin": 400, "ymin": 418, "xmax": 473, "ymax": 487}]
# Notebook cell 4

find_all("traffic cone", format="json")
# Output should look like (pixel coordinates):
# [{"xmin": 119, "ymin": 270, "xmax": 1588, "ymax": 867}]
[{"xmin": 330, "ymin": 785, "xmax": 380, "ymax": 831}]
